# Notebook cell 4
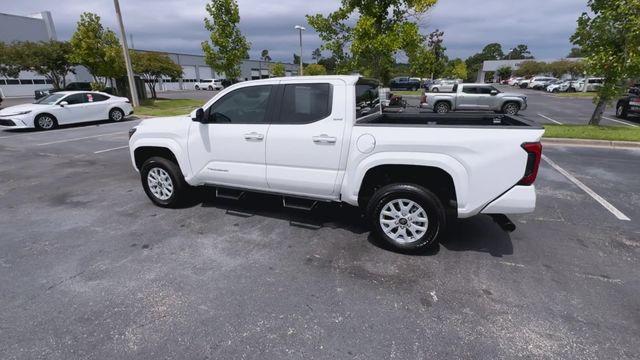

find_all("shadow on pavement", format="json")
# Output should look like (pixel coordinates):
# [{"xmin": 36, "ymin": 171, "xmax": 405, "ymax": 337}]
[{"xmin": 186, "ymin": 188, "xmax": 513, "ymax": 257}]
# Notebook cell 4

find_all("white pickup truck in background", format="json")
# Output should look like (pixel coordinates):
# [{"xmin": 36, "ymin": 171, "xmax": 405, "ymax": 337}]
[
  {"xmin": 421, "ymin": 83, "xmax": 528, "ymax": 115},
  {"xmin": 129, "ymin": 76, "xmax": 544, "ymax": 251}
]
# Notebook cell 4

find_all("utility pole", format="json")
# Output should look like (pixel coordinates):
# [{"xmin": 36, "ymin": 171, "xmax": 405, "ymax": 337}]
[
  {"xmin": 113, "ymin": 0, "xmax": 139, "ymax": 107},
  {"xmin": 294, "ymin": 25, "xmax": 306, "ymax": 76}
]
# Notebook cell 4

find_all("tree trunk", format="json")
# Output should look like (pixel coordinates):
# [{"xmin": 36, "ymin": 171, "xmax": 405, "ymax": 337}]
[{"xmin": 589, "ymin": 99, "xmax": 607, "ymax": 126}]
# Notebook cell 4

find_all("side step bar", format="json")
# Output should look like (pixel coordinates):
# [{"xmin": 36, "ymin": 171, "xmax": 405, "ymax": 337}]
[
  {"xmin": 216, "ymin": 188, "xmax": 246, "ymax": 200},
  {"xmin": 282, "ymin": 196, "xmax": 318, "ymax": 211}
]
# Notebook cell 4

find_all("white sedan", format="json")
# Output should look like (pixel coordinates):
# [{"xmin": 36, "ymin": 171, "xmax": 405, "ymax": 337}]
[{"xmin": 0, "ymin": 91, "xmax": 133, "ymax": 130}]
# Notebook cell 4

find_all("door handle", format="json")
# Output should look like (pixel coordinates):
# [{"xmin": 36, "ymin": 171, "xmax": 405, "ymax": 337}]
[
  {"xmin": 243, "ymin": 132, "xmax": 264, "ymax": 141},
  {"xmin": 312, "ymin": 134, "xmax": 337, "ymax": 144}
]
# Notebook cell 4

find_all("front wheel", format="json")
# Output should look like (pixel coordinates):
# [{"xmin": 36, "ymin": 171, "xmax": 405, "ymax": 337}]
[
  {"xmin": 34, "ymin": 114, "xmax": 57, "ymax": 130},
  {"xmin": 616, "ymin": 104, "xmax": 628, "ymax": 119},
  {"xmin": 140, "ymin": 157, "xmax": 190, "ymax": 208},
  {"xmin": 195, "ymin": 85, "xmax": 200, "ymax": 90},
  {"xmin": 502, "ymin": 102, "xmax": 520, "ymax": 115},
  {"xmin": 367, "ymin": 184, "xmax": 446, "ymax": 251}
]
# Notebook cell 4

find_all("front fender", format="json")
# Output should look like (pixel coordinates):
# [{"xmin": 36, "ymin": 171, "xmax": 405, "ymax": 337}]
[
  {"xmin": 129, "ymin": 137, "xmax": 193, "ymax": 180},
  {"xmin": 341, "ymin": 151, "xmax": 469, "ymax": 210}
]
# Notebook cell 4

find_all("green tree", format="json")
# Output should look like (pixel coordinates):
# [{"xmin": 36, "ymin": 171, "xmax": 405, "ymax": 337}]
[
  {"xmin": 69, "ymin": 12, "xmax": 124, "ymax": 89},
  {"xmin": 496, "ymin": 65, "xmax": 513, "ymax": 81},
  {"xmin": 304, "ymin": 63, "xmax": 328, "ymax": 76},
  {"xmin": 312, "ymin": 48, "xmax": 322, "ymax": 63},
  {"xmin": 427, "ymin": 29, "xmax": 447, "ymax": 78},
  {"xmin": 318, "ymin": 56, "xmax": 337, "ymax": 74},
  {"xmin": 131, "ymin": 51, "xmax": 183, "ymax": 99},
  {"xmin": 465, "ymin": 43, "xmax": 505, "ymax": 82},
  {"xmin": 444, "ymin": 58, "xmax": 467, "ymax": 80},
  {"xmin": 307, "ymin": 0, "xmax": 438, "ymax": 83},
  {"xmin": 0, "ymin": 42, "xmax": 22, "ymax": 78},
  {"xmin": 546, "ymin": 60, "xmax": 573, "ymax": 78},
  {"xmin": 18, "ymin": 41, "xmax": 76, "ymax": 89},
  {"xmin": 567, "ymin": 46, "xmax": 585, "ymax": 58},
  {"xmin": 571, "ymin": 0, "xmax": 640, "ymax": 125},
  {"xmin": 505, "ymin": 44, "xmax": 532, "ymax": 60},
  {"xmin": 514, "ymin": 61, "xmax": 548, "ymax": 77},
  {"xmin": 270, "ymin": 62, "xmax": 286, "ymax": 77},
  {"xmin": 408, "ymin": 47, "xmax": 436, "ymax": 79},
  {"xmin": 567, "ymin": 60, "xmax": 585, "ymax": 78},
  {"xmin": 202, "ymin": 0, "xmax": 250, "ymax": 82},
  {"xmin": 293, "ymin": 53, "xmax": 301, "ymax": 65}
]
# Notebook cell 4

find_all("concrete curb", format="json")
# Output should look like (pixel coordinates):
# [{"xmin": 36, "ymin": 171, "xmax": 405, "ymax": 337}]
[{"xmin": 542, "ymin": 137, "xmax": 640, "ymax": 149}]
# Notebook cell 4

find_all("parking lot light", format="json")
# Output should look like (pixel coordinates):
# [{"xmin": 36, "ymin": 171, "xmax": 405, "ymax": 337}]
[{"xmin": 294, "ymin": 25, "xmax": 306, "ymax": 76}]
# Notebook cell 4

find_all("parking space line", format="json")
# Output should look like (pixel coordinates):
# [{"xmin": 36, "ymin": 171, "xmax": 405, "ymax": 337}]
[
  {"xmin": 0, "ymin": 120, "xmax": 140, "ymax": 140},
  {"xmin": 94, "ymin": 145, "xmax": 129, "ymax": 154},
  {"xmin": 37, "ymin": 132, "xmax": 124, "ymax": 146},
  {"xmin": 538, "ymin": 114, "xmax": 563, "ymax": 125},
  {"xmin": 602, "ymin": 116, "xmax": 639, "ymax": 128},
  {"xmin": 542, "ymin": 155, "xmax": 630, "ymax": 221}
]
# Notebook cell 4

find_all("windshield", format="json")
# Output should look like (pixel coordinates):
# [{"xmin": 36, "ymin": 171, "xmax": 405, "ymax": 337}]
[{"xmin": 34, "ymin": 93, "xmax": 66, "ymax": 105}]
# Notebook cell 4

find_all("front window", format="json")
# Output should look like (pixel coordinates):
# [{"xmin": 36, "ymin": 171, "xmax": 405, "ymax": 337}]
[
  {"xmin": 34, "ymin": 93, "xmax": 66, "ymax": 105},
  {"xmin": 208, "ymin": 85, "xmax": 273, "ymax": 124}
]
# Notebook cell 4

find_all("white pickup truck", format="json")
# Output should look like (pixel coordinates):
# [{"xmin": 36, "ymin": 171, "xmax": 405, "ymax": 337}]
[
  {"xmin": 422, "ymin": 83, "xmax": 528, "ymax": 115},
  {"xmin": 129, "ymin": 76, "xmax": 544, "ymax": 251}
]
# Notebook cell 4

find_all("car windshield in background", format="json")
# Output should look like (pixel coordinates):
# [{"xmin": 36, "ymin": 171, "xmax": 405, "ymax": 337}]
[{"xmin": 34, "ymin": 93, "xmax": 66, "ymax": 105}]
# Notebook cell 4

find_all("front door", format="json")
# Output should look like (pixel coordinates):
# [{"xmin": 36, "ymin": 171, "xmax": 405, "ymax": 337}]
[
  {"xmin": 475, "ymin": 86, "xmax": 499, "ymax": 109},
  {"xmin": 265, "ymin": 81, "xmax": 346, "ymax": 198},
  {"xmin": 55, "ymin": 93, "xmax": 87, "ymax": 124},
  {"xmin": 187, "ymin": 84, "xmax": 275, "ymax": 190}
]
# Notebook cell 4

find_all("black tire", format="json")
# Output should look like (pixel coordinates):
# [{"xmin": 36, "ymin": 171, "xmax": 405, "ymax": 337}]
[
  {"xmin": 616, "ymin": 103, "xmax": 628, "ymax": 119},
  {"xmin": 195, "ymin": 85, "xmax": 200, "ymax": 90},
  {"xmin": 109, "ymin": 107, "xmax": 125, "ymax": 122},
  {"xmin": 208, "ymin": 85, "xmax": 213, "ymax": 91},
  {"xmin": 34, "ymin": 113, "xmax": 58, "ymax": 130},
  {"xmin": 432, "ymin": 88, "xmax": 440, "ymax": 93},
  {"xmin": 434, "ymin": 101, "xmax": 451, "ymax": 114},
  {"xmin": 367, "ymin": 183, "xmax": 446, "ymax": 251},
  {"xmin": 502, "ymin": 102, "xmax": 520, "ymax": 115},
  {"xmin": 140, "ymin": 156, "xmax": 190, "ymax": 208}
]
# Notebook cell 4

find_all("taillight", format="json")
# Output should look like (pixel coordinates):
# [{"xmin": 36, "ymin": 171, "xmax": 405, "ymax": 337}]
[
  {"xmin": 518, "ymin": 142, "xmax": 542, "ymax": 186},
  {"xmin": 420, "ymin": 95, "xmax": 427, "ymax": 104}
]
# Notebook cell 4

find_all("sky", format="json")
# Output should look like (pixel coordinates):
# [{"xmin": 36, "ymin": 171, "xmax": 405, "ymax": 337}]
[{"xmin": 1, "ymin": 0, "xmax": 589, "ymax": 63}]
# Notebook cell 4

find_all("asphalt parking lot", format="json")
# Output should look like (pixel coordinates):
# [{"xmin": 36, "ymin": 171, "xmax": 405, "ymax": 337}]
[{"xmin": 0, "ymin": 119, "xmax": 638, "ymax": 359}]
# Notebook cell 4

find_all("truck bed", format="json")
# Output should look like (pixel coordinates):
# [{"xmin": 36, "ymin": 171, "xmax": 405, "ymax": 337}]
[{"xmin": 357, "ymin": 113, "xmax": 541, "ymax": 128}]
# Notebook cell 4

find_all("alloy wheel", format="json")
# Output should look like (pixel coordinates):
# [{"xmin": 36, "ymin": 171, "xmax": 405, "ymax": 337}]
[
  {"xmin": 147, "ymin": 167, "xmax": 174, "ymax": 200},
  {"xmin": 379, "ymin": 199, "xmax": 429, "ymax": 244}
]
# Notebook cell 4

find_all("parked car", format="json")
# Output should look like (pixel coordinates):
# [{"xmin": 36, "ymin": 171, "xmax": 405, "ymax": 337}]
[
  {"xmin": 528, "ymin": 77, "xmax": 558, "ymax": 90},
  {"xmin": 506, "ymin": 77, "xmax": 522, "ymax": 86},
  {"xmin": 34, "ymin": 82, "xmax": 92, "ymax": 100},
  {"xmin": 0, "ymin": 91, "xmax": 133, "ymax": 130},
  {"xmin": 389, "ymin": 77, "xmax": 421, "ymax": 91},
  {"xmin": 546, "ymin": 80, "xmax": 577, "ymax": 93},
  {"xmin": 615, "ymin": 89, "xmax": 640, "ymax": 119},
  {"xmin": 128, "ymin": 76, "xmax": 543, "ymax": 251},
  {"xmin": 194, "ymin": 79, "xmax": 224, "ymax": 91},
  {"xmin": 429, "ymin": 80, "xmax": 458, "ymax": 92},
  {"xmin": 575, "ymin": 77, "xmax": 604, "ymax": 92},
  {"xmin": 518, "ymin": 79, "xmax": 532, "ymax": 88},
  {"xmin": 419, "ymin": 83, "xmax": 527, "ymax": 115}
]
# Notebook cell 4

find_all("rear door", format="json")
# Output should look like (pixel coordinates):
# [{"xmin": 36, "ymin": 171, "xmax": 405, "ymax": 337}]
[
  {"xmin": 82, "ymin": 93, "xmax": 111, "ymax": 121},
  {"xmin": 265, "ymin": 80, "xmax": 346, "ymax": 198},
  {"xmin": 457, "ymin": 85, "xmax": 479, "ymax": 109}
]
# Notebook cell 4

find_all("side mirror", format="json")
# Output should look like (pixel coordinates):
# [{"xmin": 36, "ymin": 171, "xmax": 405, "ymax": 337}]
[
  {"xmin": 192, "ymin": 108, "xmax": 205, "ymax": 123},
  {"xmin": 490, "ymin": 90, "xmax": 498, "ymax": 96},
  {"xmin": 59, "ymin": 101, "xmax": 68, "ymax": 107}
]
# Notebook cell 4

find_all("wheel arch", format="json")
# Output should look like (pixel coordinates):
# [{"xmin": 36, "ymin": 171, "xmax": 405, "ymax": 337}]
[
  {"xmin": 130, "ymin": 139, "xmax": 193, "ymax": 181},
  {"xmin": 33, "ymin": 112, "xmax": 58, "ymax": 127}
]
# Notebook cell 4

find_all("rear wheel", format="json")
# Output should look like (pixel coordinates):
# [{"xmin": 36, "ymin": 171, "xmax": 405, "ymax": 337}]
[
  {"xmin": 208, "ymin": 85, "xmax": 213, "ymax": 91},
  {"xmin": 195, "ymin": 85, "xmax": 200, "ymax": 90},
  {"xmin": 434, "ymin": 102, "xmax": 451, "ymax": 114},
  {"xmin": 432, "ymin": 88, "xmax": 440, "ymax": 93},
  {"xmin": 109, "ymin": 108, "xmax": 125, "ymax": 122},
  {"xmin": 502, "ymin": 102, "xmax": 520, "ymax": 115},
  {"xmin": 367, "ymin": 183, "xmax": 446, "ymax": 251},
  {"xmin": 34, "ymin": 114, "xmax": 57, "ymax": 130},
  {"xmin": 616, "ymin": 104, "xmax": 628, "ymax": 119},
  {"xmin": 140, "ymin": 157, "xmax": 190, "ymax": 208}
]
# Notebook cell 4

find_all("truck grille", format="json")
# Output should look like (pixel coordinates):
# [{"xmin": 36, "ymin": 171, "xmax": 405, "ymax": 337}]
[{"xmin": 0, "ymin": 119, "xmax": 16, "ymax": 126}]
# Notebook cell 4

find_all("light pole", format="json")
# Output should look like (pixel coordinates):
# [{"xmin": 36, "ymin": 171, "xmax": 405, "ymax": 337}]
[
  {"xmin": 508, "ymin": 48, "xmax": 514, "ymax": 60},
  {"xmin": 113, "ymin": 0, "xmax": 139, "ymax": 107},
  {"xmin": 294, "ymin": 25, "xmax": 306, "ymax": 76}
]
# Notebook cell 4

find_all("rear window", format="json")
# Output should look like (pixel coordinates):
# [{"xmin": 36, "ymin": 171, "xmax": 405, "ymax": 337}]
[
  {"xmin": 278, "ymin": 83, "xmax": 332, "ymax": 124},
  {"xmin": 355, "ymin": 79, "xmax": 381, "ymax": 118}
]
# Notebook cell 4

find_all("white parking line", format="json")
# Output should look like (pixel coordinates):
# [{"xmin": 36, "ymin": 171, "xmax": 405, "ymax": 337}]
[
  {"xmin": 94, "ymin": 145, "xmax": 129, "ymax": 154},
  {"xmin": 37, "ymin": 132, "xmax": 124, "ymax": 146},
  {"xmin": 0, "ymin": 120, "xmax": 140, "ymax": 140},
  {"xmin": 538, "ymin": 114, "xmax": 563, "ymax": 125},
  {"xmin": 542, "ymin": 155, "xmax": 630, "ymax": 221},
  {"xmin": 602, "ymin": 116, "xmax": 639, "ymax": 128}
]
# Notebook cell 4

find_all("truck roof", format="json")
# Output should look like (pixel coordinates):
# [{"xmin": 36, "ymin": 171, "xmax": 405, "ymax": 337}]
[{"xmin": 244, "ymin": 75, "xmax": 362, "ymax": 86}]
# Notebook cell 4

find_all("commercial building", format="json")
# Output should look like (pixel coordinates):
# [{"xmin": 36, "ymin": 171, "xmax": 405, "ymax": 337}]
[
  {"xmin": 0, "ymin": 11, "xmax": 298, "ymax": 98},
  {"xmin": 478, "ymin": 58, "xmax": 584, "ymax": 83}
]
